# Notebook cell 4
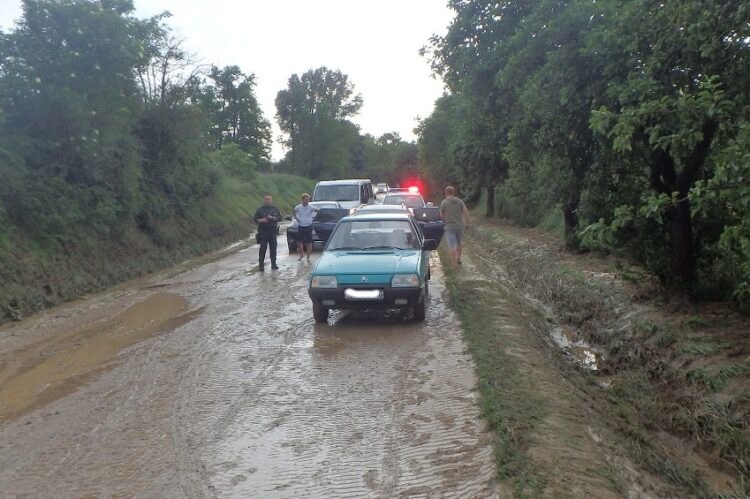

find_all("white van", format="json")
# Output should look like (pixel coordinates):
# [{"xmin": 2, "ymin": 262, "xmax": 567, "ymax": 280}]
[{"xmin": 312, "ymin": 179, "xmax": 375, "ymax": 210}]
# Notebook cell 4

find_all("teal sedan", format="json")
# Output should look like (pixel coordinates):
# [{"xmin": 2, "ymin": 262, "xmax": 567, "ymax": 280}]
[{"xmin": 308, "ymin": 213, "xmax": 438, "ymax": 323}]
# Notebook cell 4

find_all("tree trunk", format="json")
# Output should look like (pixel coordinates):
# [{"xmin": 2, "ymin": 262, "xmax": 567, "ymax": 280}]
[
  {"xmin": 666, "ymin": 198, "xmax": 693, "ymax": 286},
  {"xmin": 668, "ymin": 119, "xmax": 715, "ymax": 287},
  {"xmin": 485, "ymin": 184, "xmax": 495, "ymax": 217},
  {"xmin": 563, "ymin": 199, "xmax": 578, "ymax": 248}
]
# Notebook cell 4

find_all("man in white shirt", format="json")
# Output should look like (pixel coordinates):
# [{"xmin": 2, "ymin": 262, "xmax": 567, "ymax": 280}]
[{"xmin": 294, "ymin": 193, "xmax": 320, "ymax": 262}]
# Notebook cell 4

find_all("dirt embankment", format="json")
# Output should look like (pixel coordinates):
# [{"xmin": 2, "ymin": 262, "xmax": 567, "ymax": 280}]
[{"xmin": 453, "ymin": 217, "xmax": 749, "ymax": 497}]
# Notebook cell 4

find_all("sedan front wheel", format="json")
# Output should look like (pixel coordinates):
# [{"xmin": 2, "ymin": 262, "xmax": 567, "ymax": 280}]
[
  {"xmin": 313, "ymin": 302, "xmax": 329, "ymax": 324},
  {"xmin": 413, "ymin": 281, "xmax": 428, "ymax": 321}
]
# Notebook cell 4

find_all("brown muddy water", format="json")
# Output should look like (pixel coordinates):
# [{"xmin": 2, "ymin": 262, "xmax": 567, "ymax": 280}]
[{"xmin": 0, "ymin": 235, "xmax": 497, "ymax": 497}]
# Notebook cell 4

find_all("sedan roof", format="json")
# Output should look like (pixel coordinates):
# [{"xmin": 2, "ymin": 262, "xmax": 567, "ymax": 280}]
[
  {"xmin": 355, "ymin": 205, "xmax": 409, "ymax": 213},
  {"xmin": 340, "ymin": 212, "xmax": 413, "ymax": 223}
]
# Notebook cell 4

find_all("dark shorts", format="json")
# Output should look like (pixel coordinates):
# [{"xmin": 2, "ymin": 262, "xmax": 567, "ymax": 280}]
[{"xmin": 298, "ymin": 225, "xmax": 313, "ymax": 244}]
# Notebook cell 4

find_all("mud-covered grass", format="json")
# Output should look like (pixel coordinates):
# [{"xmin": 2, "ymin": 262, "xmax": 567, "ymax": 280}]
[
  {"xmin": 439, "ymin": 245, "xmax": 548, "ymax": 495},
  {"xmin": 469, "ymin": 217, "xmax": 750, "ymax": 497},
  {"xmin": 0, "ymin": 173, "xmax": 313, "ymax": 325}
]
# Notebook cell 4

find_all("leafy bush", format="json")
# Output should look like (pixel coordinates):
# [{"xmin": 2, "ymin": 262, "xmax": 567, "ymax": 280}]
[{"xmin": 210, "ymin": 143, "xmax": 257, "ymax": 181}]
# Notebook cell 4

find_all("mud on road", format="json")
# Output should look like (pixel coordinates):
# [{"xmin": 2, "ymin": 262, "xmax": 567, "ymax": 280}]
[{"xmin": 0, "ymin": 235, "xmax": 497, "ymax": 497}]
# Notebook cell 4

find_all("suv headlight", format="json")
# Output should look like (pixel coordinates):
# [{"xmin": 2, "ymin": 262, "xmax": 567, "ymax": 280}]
[
  {"xmin": 391, "ymin": 274, "xmax": 419, "ymax": 287},
  {"xmin": 311, "ymin": 275, "xmax": 337, "ymax": 288}
]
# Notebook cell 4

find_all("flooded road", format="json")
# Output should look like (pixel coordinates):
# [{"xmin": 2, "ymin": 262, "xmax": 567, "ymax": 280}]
[{"xmin": 0, "ymin": 235, "xmax": 497, "ymax": 497}]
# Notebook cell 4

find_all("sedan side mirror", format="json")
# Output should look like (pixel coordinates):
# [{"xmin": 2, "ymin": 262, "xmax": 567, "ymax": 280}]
[{"xmin": 422, "ymin": 239, "xmax": 438, "ymax": 251}]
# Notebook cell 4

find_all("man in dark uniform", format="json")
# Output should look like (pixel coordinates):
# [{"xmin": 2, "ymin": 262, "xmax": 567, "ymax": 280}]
[{"xmin": 253, "ymin": 194, "xmax": 281, "ymax": 271}]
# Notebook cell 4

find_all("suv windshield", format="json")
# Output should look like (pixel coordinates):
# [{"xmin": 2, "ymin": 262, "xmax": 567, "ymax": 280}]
[
  {"xmin": 382, "ymin": 194, "xmax": 424, "ymax": 208},
  {"xmin": 314, "ymin": 185, "xmax": 359, "ymax": 202},
  {"xmin": 327, "ymin": 220, "xmax": 420, "ymax": 250}
]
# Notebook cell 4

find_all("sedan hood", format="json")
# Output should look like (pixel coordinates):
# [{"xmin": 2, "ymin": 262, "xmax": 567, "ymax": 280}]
[{"xmin": 315, "ymin": 249, "xmax": 421, "ymax": 277}]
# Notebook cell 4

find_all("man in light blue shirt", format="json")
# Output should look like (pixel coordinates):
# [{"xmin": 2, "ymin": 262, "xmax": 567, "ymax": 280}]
[{"xmin": 294, "ymin": 193, "xmax": 320, "ymax": 262}]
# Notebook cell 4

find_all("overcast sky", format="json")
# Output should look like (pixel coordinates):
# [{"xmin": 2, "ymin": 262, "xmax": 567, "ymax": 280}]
[{"xmin": 0, "ymin": 0, "xmax": 453, "ymax": 160}]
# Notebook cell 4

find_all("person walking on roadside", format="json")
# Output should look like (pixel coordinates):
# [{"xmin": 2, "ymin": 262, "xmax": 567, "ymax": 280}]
[
  {"xmin": 253, "ymin": 193, "xmax": 281, "ymax": 271},
  {"xmin": 294, "ymin": 193, "xmax": 320, "ymax": 262},
  {"xmin": 440, "ymin": 185, "xmax": 470, "ymax": 267}
]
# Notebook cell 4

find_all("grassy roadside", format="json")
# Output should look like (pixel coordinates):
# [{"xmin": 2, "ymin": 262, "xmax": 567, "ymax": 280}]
[
  {"xmin": 0, "ymin": 172, "xmax": 313, "ymax": 324},
  {"xmin": 448, "ymin": 216, "xmax": 749, "ymax": 497},
  {"xmin": 439, "ymin": 245, "xmax": 546, "ymax": 494}
]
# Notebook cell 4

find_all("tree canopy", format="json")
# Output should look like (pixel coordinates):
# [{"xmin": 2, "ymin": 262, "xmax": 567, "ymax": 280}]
[
  {"xmin": 0, "ymin": 0, "xmax": 274, "ymax": 239},
  {"xmin": 418, "ymin": 0, "xmax": 750, "ymax": 303}
]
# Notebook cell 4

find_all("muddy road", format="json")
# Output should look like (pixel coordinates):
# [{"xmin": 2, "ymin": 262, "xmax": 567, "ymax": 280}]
[{"xmin": 0, "ymin": 235, "xmax": 497, "ymax": 497}]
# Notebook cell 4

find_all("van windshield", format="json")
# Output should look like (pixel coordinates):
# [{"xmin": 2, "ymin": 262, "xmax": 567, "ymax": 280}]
[{"xmin": 314, "ymin": 185, "xmax": 359, "ymax": 202}]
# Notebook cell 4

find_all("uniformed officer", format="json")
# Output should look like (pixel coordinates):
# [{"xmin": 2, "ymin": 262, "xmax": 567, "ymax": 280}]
[{"xmin": 253, "ymin": 194, "xmax": 281, "ymax": 271}]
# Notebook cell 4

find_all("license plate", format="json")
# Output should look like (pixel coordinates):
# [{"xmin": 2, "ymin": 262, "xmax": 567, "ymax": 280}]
[{"xmin": 344, "ymin": 288, "xmax": 383, "ymax": 301}]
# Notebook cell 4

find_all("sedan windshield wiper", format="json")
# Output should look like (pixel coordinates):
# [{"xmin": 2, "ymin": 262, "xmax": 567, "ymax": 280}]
[
  {"xmin": 330, "ymin": 246, "xmax": 364, "ymax": 251},
  {"xmin": 362, "ymin": 245, "xmax": 405, "ymax": 250}
]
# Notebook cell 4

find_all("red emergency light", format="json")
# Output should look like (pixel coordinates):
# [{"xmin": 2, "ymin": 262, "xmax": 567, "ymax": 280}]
[{"xmin": 402, "ymin": 178, "xmax": 425, "ymax": 196}]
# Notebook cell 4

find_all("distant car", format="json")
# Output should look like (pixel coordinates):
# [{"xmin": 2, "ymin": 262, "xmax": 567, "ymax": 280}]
[
  {"xmin": 286, "ymin": 202, "xmax": 348, "ymax": 252},
  {"xmin": 308, "ymin": 212, "xmax": 438, "ymax": 323},
  {"xmin": 381, "ymin": 192, "xmax": 428, "ymax": 211},
  {"xmin": 379, "ymin": 191, "xmax": 444, "ymax": 244},
  {"xmin": 374, "ymin": 183, "xmax": 389, "ymax": 202}
]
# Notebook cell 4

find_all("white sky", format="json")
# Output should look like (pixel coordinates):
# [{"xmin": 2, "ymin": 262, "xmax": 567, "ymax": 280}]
[{"xmin": 0, "ymin": 0, "xmax": 452, "ymax": 160}]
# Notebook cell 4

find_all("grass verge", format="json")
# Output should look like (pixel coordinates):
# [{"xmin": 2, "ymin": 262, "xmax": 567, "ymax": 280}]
[
  {"xmin": 468, "ymin": 218, "xmax": 749, "ymax": 497},
  {"xmin": 439, "ymin": 244, "xmax": 547, "ymax": 496},
  {"xmin": 0, "ymin": 172, "xmax": 313, "ymax": 324}
]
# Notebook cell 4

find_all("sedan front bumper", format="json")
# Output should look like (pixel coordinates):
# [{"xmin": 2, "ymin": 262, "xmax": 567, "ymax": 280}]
[{"xmin": 309, "ymin": 284, "xmax": 425, "ymax": 309}]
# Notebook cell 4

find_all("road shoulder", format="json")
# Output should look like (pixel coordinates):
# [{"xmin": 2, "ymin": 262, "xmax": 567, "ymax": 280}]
[{"xmin": 441, "ymin": 218, "xmax": 747, "ymax": 497}]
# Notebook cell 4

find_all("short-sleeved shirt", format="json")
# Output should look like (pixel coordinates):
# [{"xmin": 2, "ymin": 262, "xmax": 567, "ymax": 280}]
[
  {"xmin": 440, "ymin": 196, "xmax": 466, "ymax": 232},
  {"xmin": 254, "ymin": 205, "xmax": 282, "ymax": 233},
  {"xmin": 294, "ymin": 203, "xmax": 319, "ymax": 227}
]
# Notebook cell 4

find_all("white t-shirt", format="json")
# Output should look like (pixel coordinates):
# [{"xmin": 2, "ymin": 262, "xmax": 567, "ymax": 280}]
[{"xmin": 294, "ymin": 203, "xmax": 319, "ymax": 226}]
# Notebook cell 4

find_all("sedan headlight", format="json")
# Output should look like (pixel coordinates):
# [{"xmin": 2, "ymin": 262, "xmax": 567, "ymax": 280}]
[
  {"xmin": 311, "ymin": 275, "xmax": 337, "ymax": 288},
  {"xmin": 391, "ymin": 274, "xmax": 420, "ymax": 287}
]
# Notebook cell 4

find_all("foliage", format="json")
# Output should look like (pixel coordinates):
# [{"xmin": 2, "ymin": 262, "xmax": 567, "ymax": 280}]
[
  {"xmin": 275, "ymin": 67, "xmax": 363, "ymax": 179},
  {"xmin": 199, "ymin": 65, "xmax": 271, "ymax": 160},
  {"xmin": 419, "ymin": 0, "xmax": 750, "ymax": 300},
  {"xmin": 210, "ymin": 142, "xmax": 256, "ymax": 181},
  {"xmin": 691, "ymin": 123, "xmax": 750, "ymax": 307},
  {"xmin": 0, "ymin": 0, "xmax": 278, "ymax": 318}
]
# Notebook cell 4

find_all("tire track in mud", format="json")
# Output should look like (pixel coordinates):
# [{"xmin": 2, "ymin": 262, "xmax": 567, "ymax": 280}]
[
  {"xmin": 0, "ymin": 238, "xmax": 497, "ymax": 497},
  {"xmin": 193, "ymin": 253, "xmax": 497, "ymax": 497}
]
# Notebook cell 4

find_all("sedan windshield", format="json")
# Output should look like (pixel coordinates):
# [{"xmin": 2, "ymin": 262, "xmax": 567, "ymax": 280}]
[
  {"xmin": 327, "ymin": 220, "xmax": 420, "ymax": 250},
  {"xmin": 382, "ymin": 194, "xmax": 424, "ymax": 208},
  {"xmin": 313, "ymin": 185, "xmax": 359, "ymax": 202}
]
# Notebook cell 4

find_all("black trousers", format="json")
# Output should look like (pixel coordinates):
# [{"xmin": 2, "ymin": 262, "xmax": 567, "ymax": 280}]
[{"xmin": 258, "ymin": 232, "xmax": 277, "ymax": 266}]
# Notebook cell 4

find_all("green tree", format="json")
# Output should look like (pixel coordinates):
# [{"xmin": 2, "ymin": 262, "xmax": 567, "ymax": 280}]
[
  {"xmin": 0, "ymin": 0, "xmax": 148, "ymax": 232},
  {"xmin": 416, "ymin": 95, "xmax": 461, "ymax": 193},
  {"xmin": 589, "ymin": 0, "xmax": 750, "ymax": 286},
  {"xmin": 275, "ymin": 67, "xmax": 363, "ymax": 178},
  {"xmin": 202, "ymin": 65, "xmax": 271, "ymax": 161}
]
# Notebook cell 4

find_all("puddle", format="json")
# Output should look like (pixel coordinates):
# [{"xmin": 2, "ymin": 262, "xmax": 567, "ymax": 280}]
[
  {"xmin": 0, "ymin": 292, "xmax": 198, "ymax": 421},
  {"xmin": 548, "ymin": 325, "xmax": 603, "ymax": 371}
]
